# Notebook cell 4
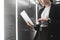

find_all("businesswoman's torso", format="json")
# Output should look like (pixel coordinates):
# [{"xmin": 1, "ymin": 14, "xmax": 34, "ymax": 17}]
[{"xmin": 38, "ymin": 4, "xmax": 60, "ymax": 40}]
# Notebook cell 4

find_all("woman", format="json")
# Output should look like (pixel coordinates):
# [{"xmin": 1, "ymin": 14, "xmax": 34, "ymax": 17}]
[{"xmin": 27, "ymin": 0, "xmax": 60, "ymax": 40}]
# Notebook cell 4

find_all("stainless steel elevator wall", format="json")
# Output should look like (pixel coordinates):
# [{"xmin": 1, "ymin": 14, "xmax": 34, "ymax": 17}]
[
  {"xmin": 18, "ymin": 0, "xmax": 37, "ymax": 40},
  {"xmin": 4, "ymin": 0, "xmax": 16, "ymax": 40}
]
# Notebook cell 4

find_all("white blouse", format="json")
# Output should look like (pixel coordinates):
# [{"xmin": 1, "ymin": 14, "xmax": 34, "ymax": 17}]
[{"xmin": 41, "ymin": 6, "xmax": 51, "ymax": 18}]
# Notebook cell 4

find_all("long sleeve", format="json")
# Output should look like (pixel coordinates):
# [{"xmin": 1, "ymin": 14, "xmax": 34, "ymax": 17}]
[{"xmin": 34, "ymin": 24, "xmax": 40, "ymax": 30}]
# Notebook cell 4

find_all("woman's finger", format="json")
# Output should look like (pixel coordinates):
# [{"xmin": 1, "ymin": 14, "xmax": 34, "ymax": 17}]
[{"xmin": 26, "ymin": 22, "xmax": 31, "ymax": 26}]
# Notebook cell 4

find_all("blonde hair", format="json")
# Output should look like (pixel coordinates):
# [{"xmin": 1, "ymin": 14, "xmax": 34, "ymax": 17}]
[{"xmin": 38, "ymin": 0, "xmax": 51, "ymax": 5}]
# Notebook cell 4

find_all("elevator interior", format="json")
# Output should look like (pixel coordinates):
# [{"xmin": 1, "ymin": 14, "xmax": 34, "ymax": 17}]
[
  {"xmin": 4, "ymin": 0, "xmax": 60, "ymax": 40},
  {"xmin": 18, "ymin": 0, "xmax": 60, "ymax": 40}
]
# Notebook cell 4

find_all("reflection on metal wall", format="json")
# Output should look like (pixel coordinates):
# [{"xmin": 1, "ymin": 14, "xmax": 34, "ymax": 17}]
[
  {"xmin": 4, "ymin": 0, "xmax": 16, "ymax": 40},
  {"xmin": 53, "ymin": 0, "xmax": 60, "ymax": 4},
  {"xmin": 18, "ymin": 0, "xmax": 39, "ymax": 40},
  {"xmin": 56, "ymin": 0, "xmax": 60, "ymax": 4}
]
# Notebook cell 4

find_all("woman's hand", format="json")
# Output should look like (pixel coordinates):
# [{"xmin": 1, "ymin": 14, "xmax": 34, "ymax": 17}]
[
  {"xmin": 38, "ymin": 18, "xmax": 49, "ymax": 22},
  {"xmin": 26, "ymin": 22, "xmax": 34, "ymax": 27}
]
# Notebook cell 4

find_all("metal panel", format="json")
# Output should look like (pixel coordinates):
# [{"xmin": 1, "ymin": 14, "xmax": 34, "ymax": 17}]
[
  {"xmin": 4, "ymin": 0, "xmax": 16, "ymax": 40},
  {"xmin": 18, "ymin": 0, "xmax": 37, "ymax": 40}
]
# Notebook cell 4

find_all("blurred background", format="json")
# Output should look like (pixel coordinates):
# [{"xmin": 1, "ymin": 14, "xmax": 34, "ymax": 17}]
[
  {"xmin": 4, "ymin": 0, "xmax": 16, "ymax": 40},
  {"xmin": 4, "ymin": 0, "xmax": 60, "ymax": 40}
]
